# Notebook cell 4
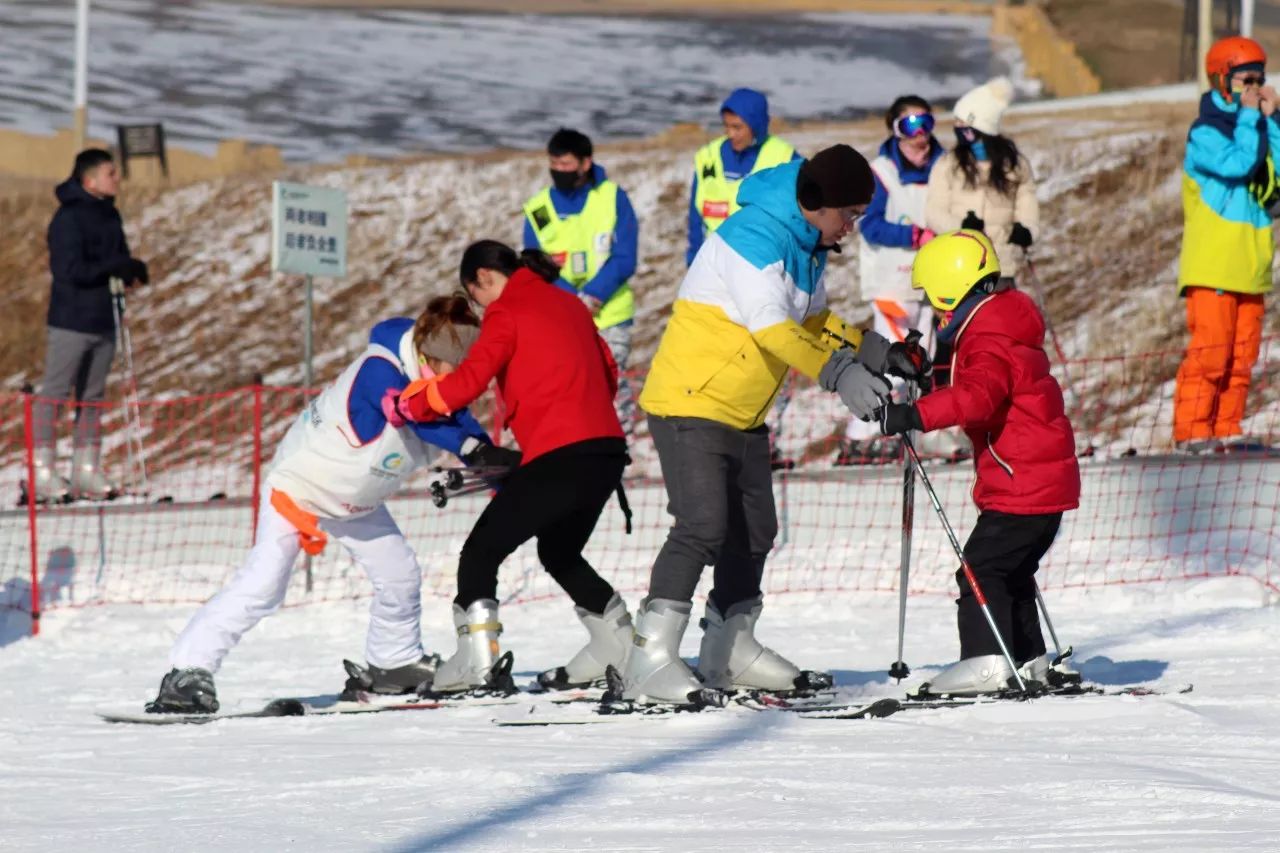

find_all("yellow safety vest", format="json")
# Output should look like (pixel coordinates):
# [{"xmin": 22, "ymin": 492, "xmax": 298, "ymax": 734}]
[
  {"xmin": 692, "ymin": 135, "xmax": 796, "ymax": 234},
  {"xmin": 522, "ymin": 180, "xmax": 635, "ymax": 329}
]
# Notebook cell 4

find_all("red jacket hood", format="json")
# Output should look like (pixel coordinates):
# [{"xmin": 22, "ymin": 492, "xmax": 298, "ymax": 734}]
[{"xmin": 957, "ymin": 289, "xmax": 1045, "ymax": 350}]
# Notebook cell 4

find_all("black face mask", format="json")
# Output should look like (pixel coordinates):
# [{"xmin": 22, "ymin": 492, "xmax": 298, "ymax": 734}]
[
  {"xmin": 954, "ymin": 127, "xmax": 978, "ymax": 148},
  {"xmin": 550, "ymin": 168, "xmax": 582, "ymax": 193}
]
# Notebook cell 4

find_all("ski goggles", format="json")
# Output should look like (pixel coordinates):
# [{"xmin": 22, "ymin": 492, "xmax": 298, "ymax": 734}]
[{"xmin": 893, "ymin": 112, "xmax": 936, "ymax": 139}]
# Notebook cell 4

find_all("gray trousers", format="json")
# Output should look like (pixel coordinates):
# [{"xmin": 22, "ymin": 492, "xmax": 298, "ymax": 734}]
[
  {"xmin": 647, "ymin": 414, "xmax": 778, "ymax": 610},
  {"xmin": 34, "ymin": 326, "xmax": 116, "ymax": 448},
  {"xmin": 599, "ymin": 323, "xmax": 635, "ymax": 440}
]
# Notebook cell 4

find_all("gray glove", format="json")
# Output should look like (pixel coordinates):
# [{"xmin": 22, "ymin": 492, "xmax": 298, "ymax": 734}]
[
  {"xmin": 854, "ymin": 329, "xmax": 893, "ymax": 373},
  {"xmin": 819, "ymin": 349, "xmax": 892, "ymax": 421}
]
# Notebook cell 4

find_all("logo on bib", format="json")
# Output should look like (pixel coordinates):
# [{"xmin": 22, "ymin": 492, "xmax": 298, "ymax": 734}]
[
  {"xmin": 381, "ymin": 452, "xmax": 404, "ymax": 471},
  {"xmin": 702, "ymin": 200, "xmax": 730, "ymax": 220}
]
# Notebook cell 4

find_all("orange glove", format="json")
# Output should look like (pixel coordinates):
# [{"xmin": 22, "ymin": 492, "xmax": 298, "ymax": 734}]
[
  {"xmin": 399, "ymin": 376, "xmax": 453, "ymax": 421},
  {"xmin": 270, "ymin": 489, "xmax": 328, "ymax": 556}
]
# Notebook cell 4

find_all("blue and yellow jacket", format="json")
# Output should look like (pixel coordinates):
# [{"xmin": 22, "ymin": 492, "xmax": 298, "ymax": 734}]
[
  {"xmin": 1179, "ymin": 90, "xmax": 1280, "ymax": 295},
  {"xmin": 642, "ymin": 160, "xmax": 858, "ymax": 430}
]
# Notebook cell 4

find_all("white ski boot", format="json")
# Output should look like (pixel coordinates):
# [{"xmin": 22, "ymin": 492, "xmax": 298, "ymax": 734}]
[
  {"xmin": 31, "ymin": 446, "xmax": 70, "ymax": 503},
  {"xmin": 70, "ymin": 445, "xmax": 118, "ymax": 500},
  {"xmin": 617, "ymin": 598, "xmax": 709, "ymax": 705},
  {"xmin": 696, "ymin": 596, "xmax": 831, "ymax": 693},
  {"xmin": 1019, "ymin": 648, "xmax": 1081, "ymax": 689},
  {"xmin": 912, "ymin": 654, "xmax": 1015, "ymax": 698},
  {"xmin": 537, "ymin": 594, "xmax": 633, "ymax": 690},
  {"xmin": 429, "ymin": 599, "xmax": 512, "ymax": 694}
]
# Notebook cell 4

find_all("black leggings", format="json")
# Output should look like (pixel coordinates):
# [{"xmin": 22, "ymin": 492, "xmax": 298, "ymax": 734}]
[{"xmin": 455, "ymin": 439, "xmax": 626, "ymax": 614}]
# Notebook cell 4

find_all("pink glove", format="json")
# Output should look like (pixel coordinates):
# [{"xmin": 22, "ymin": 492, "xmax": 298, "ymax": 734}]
[
  {"xmin": 911, "ymin": 226, "xmax": 936, "ymax": 250},
  {"xmin": 381, "ymin": 388, "xmax": 408, "ymax": 428}
]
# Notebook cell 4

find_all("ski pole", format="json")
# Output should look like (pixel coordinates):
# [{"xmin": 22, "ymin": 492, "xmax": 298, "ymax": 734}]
[
  {"xmin": 901, "ymin": 433, "xmax": 1030, "ymax": 695},
  {"xmin": 429, "ymin": 479, "xmax": 491, "ymax": 508},
  {"xmin": 110, "ymin": 278, "xmax": 149, "ymax": 494},
  {"xmin": 888, "ymin": 382, "xmax": 918, "ymax": 682},
  {"xmin": 1034, "ymin": 582, "xmax": 1063, "ymax": 661}
]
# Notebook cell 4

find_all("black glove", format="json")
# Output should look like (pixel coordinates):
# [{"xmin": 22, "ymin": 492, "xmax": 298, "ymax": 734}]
[
  {"xmin": 1009, "ymin": 222, "xmax": 1033, "ymax": 249},
  {"xmin": 112, "ymin": 257, "xmax": 148, "ymax": 286},
  {"xmin": 463, "ymin": 442, "xmax": 522, "ymax": 475},
  {"xmin": 879, "ymin": 403, "xmax": 924, "ymax": 437},
  {"xmin": 960, "ymin": 210, "xmax": 985, "ymax": 232},
  {"xmin": 884, "ymin": 329, "xmax": 934, "ymax": 392}
]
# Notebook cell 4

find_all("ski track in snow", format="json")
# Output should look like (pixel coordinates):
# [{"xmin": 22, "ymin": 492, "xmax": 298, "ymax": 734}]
[{"xmin": 2, "ymin": 578, "xmax": 1278, "ymax": 851}]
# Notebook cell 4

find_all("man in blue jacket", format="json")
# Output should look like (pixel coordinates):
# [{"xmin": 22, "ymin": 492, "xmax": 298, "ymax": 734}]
[
  {"xmin": 522, "ymin": 128, "xmax": 639, "ymax": 439},
  {"xmin": 687, "ymin": 88, "xmax": 801, "ymax": 266},
  {"xmin": 34, "ymin": 149, "xmax": 149, "ymax": 502}
]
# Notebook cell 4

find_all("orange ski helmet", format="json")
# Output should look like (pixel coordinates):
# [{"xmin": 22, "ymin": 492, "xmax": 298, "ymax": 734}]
[{"xmin": 1206, "ymin": 36, "xmax": 1267, "ymax": 102}]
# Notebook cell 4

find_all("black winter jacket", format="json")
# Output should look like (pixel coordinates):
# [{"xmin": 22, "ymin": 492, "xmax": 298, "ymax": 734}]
[{"xmin": 46, "ymin": 180, "xmax": 134, "ymax": 335}]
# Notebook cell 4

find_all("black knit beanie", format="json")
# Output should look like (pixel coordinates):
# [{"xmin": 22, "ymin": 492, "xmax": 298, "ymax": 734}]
[{"xmin": 797, "ymin": 144, "xmax": 874, "ymax": 211}]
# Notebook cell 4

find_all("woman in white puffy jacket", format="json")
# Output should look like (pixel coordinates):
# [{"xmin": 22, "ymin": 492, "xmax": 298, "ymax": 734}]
[
  {"xmin": 145, "ymin": 296, "xmax": 516, "ymax": 715},
  {"xmin": 925, "ymin": 77, "xmax": 1040, "ymax": 283}
]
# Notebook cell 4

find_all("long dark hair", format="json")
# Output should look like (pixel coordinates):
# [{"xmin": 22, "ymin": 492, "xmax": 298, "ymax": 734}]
[
  {"xmin": 458, "ymin": 239, "xmax": 561, "ymax": 287},
  {"xmin": 955, "ymin": 131, "xmax": 1021, "ymax": 197}
]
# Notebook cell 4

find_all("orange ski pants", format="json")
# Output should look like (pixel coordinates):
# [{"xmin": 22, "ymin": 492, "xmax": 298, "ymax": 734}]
[{"xmin": 1173, "ymin": 287, "xmax": 1265, "ymax": 442}]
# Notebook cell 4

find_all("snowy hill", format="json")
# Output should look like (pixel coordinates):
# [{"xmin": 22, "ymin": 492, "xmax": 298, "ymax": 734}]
[
  {"xmin": 0, "ymin": 91, "xmax": 1207, "ymax": 388},
  {"xmin": 5, "ymin": 86, "xmax": 1278, "ymax": 464}
]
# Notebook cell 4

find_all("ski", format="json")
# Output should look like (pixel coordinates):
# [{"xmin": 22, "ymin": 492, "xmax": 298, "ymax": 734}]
[
  {"xmin": 98, "ymin": 693, "xmax": 520, "ymax": 725},
  {"xmin": 773, "ymin": 676, "xmax": 1192, "ymax": 717},
  {"xmin": 786, "ymin": 698, "xmax": 904, "ymax": 720},
  {"xmin": 98, "ymin": 700, "xmax": 308, "ymax": 726}
]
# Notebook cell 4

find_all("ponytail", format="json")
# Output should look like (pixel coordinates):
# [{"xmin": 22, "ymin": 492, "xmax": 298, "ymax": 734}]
[
  {"xmin": 459, "ymin": 239, "xmax": 562, "ymax": 287},
  {"xmin": 517, "ymin": 248, "xmax": 562, "ymax": 282}
]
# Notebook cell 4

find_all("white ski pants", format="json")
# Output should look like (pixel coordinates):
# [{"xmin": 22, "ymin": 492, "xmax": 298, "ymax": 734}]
[
  {"xmin": 169, "ymin": 495, "xmax": 425, "ymax": 673},
  {"xmin": 846, "ymin": 298, "xmax": 935, "ymax": 442}
]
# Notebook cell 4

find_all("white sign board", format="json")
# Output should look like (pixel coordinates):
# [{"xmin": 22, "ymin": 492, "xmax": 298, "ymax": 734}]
[{"xmin": 271, "ymin": 181, "xmax": 348, "ymax": 278}]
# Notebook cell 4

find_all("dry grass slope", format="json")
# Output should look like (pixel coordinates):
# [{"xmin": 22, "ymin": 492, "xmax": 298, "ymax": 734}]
[{"xmin": 4, "ymin": 99, "xmax": 1269, "ymax": 456}]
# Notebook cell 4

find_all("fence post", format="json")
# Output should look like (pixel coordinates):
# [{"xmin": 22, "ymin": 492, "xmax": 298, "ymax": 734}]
[
  {"xmin": 250, "ymin": 373, "xmax": 263, "ymax": 542},
  {"xmin": 22, "ymin": 386, "xmax": 41, "ymax": 637}
]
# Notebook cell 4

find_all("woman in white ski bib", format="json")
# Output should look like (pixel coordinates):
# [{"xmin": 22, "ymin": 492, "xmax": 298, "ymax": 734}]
[{"xmin": 147, "ymin": 296, "xmax": 517, "ymax": 714}]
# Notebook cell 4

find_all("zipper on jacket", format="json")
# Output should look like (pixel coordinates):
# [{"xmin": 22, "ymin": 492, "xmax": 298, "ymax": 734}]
[{"xmin": 986, "ymin": 432, "xmax": 1014, "ymax": 477}]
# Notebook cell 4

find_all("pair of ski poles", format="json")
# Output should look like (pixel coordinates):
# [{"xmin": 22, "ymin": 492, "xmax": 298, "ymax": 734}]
[
  {"xmin": 886, "ymin": 383, "xmax": 1066, "ymax": 696},
  {"xmin": 109, "ymin": 278, "xmax": 150, "ymax": 496},
  {"xmin": 428, "ymin": 464, "xmax": 514, "ymax": 508}
]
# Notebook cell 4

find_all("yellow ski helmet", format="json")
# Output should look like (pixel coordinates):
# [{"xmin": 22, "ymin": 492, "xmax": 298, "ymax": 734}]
[{"xmin": 911, "ymin": 229, "xmax": 1002, "ymax": 311}]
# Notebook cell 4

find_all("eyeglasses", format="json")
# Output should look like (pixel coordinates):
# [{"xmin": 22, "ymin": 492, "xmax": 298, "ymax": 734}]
[
  {"xmin": 1237, "ymin": 74, "xmax": 1266, "ymax": 86},
  {"xmin": 894, "ymin": 112, "xmax": 936, "ymax": 139}
]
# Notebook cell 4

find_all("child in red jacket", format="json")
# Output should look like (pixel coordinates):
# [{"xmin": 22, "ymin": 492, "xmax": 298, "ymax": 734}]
[{"xmin": 878, "ymin": 229, "xmax": 1081, "ymax": 696}]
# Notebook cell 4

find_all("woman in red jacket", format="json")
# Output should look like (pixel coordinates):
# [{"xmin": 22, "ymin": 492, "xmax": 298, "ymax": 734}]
[
  {"xmin": 878, "ymin": 229, "xmax": 1080, "ymax": 696},
  {"xmin": 394, "ymin": 240, "xmax": 631, "ymax": 693}
]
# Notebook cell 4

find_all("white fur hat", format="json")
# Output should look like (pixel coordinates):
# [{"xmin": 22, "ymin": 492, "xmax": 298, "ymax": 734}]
[{"xmin": 952, "ymin": 77, "xmax": 1015, "ymax": 136}]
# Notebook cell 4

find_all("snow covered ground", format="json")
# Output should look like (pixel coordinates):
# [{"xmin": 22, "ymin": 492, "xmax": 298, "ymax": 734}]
[{"xmin": 1, "ymin": 577, "xmax": 1277, "ymax": 852}]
